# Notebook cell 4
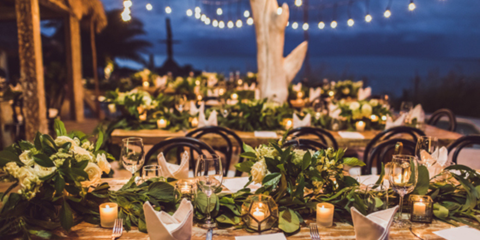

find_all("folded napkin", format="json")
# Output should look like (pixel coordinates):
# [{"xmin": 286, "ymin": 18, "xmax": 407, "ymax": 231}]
[
  {"xmin": 328, "ymin": 103, "xmax": 341, "ymax": 119},
  {"xmin": 155, "ymin": 76, "xmax": 168, "ymax": 87},
  {"xmin": 207, "ymin": 75, "xmax": 218, "ymax": 87},
  {"xmin": 420, "ymin": 146, "xmax": 448, "ymax": 177},
  {"xmin": 434, "ymin": 226, "xmax": 480, "ymax": 240},
  {"xmin": 235, "ymin": 233, "xmax": 287, "ymax": 240},
  {"xmin": 309, "ymin": 88, "xmax": 322, "ymax": 102},
  {"xmin": 351, "ymin": 206, "xmax": 399, "ymax": 240},
  {"xmin": 293, "ymin": 113, "xmax": 311, "ymax": 128},
  {"xmin": 198, "ymin": 110, "xmax": 218, "ymax": 127},
  {"xmin": 243, "ymin": 83, "xmax": 256, "ymax": 90},
  {"xmin": 189, "ymin": 101, "xmax": 205, "ymax": 115},
  {"xmin": 385, "ymin": 114, "xmax": 406, "ymax": 130},
  {"xmin": 408, "ymin": 104, "xmax": 425, "ymax": 123},
  {"xmin": 207, "ymin": 89, "xmax": 219, "ymax": 97},
  {"xmin": 157, "ymin": 150, "xmax": 189, "ymax": 179},
  {"xmin": 292, "ymin": 82, "xmax": 302, "ymax": 92},
  {"xmin": 358, "ymin": 87, "xmax": 372, "ymax": 101},
  {"xmin": 144, "ymin": 199, "xmax": 193, "ymax": 240}
]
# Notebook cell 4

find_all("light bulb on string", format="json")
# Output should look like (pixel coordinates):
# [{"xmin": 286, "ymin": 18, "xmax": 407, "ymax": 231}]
[
  {"xmin": 227, "ymin": 21, "xmax": 234, "ymax": 28},
  {"xmin": 195, "ymin": 12, "xmax": 201, "ymax": 19},
  {"xmin": 365, "ymin": 14, "xmax": 372, "ymax": 22},
  {"xmin": 121, "ymin": 11, "xmax": 131, "ymax": 22},
  {"xmin": 195, "ymin": 7, "xmax": 201, "ymax": 13},
  {"xmin": 146, "ymin": 3, "xmax": 152, "ymax": 11},
  {"xmin": 247, "ymin": 17, "xmax": 254, "ymax": 25},
  {"xmin": 123, "ymin": 7, "xmax": 131, "ymax": 14},
  {"xmin": 236, "ymin": 19, "xmax": 243, "ymax": 28},
  {"xmin": 292, "ymin": 22, "xmax": 298, "ymax": 29},
  {"xmin": 201, "ymin": 14, "xmax": 207, "ymax": 22},
  {"xmin": 244, "ymin": 10, "xmax": 250, "ymax": 18},
  {"xmin": 302, "ymin": 23, "xmax": 309, "ymax": 30},
  {"xmin": 205, "ymin": 18, "xmax": 211, "ymax": 25},
  {"xmin": 384, "ymin": 9, "xmax": 391, "ymax": 18},
  {"xmin": 219, "ymin": 21, "xmax": 225, "ymax": 29},
  {"xmin": 217, "ymin": 8, "xmax": 223, "ymax": 15},
  {"xmin": 330, "ymin": 20, "xmax": 337, "ymax": 29},
  {"xmin": 347, "ymin": 18, "xmax": 354, "ymax": 27},
  {"xmin": 295, "ymin": 0, "xmax": 302, "ymax": 7},
  {"xmin": 186, "ymin": 9, "xmax": 193, "ymax": 16},
  {"xmin": 165, "ymin": 6, "xmax": 172, "ymax": 14},
  {"xmin": 408, "ymin": 1, "xmax": 416, "ymax": 11},
  {"xmin": 318, "ymin": 21, "xmax": 325, "ymax": 29},
  {"xmin": 212, "ymin": 19, "xmax": 219, "ymax": 27},
  {"xmin": 123, "ymin": 0, "xmax": 132, "ymax": 8},
  {"xmin": 277, "ymin": 7, "xmax": 283, "ymax": 15}
]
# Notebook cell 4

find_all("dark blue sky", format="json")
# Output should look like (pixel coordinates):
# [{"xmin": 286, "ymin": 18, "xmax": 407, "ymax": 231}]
[{"xmin": 100, "ymin": 0, "xmax": 480, "ymax": 94}]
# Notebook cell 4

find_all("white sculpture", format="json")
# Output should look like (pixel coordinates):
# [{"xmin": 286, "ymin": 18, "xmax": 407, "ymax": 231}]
[{"xmin": 250, "ymin": 0, "xmax": 308, "ymax": 103}]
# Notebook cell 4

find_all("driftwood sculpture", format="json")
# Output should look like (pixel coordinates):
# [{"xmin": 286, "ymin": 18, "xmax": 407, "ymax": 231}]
[{"xmin": 250, "ymin": 0, "xmax": 308, "ymax": 103}]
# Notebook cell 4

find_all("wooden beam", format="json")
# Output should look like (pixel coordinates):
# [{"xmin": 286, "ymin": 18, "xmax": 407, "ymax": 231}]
[
  {"xmin": 65, "ymin": 15, "xmax": 84, "ymax": 122},
  {"xmin": 15, "ymin": 0, "xmax": 48, "ymax": 140}
]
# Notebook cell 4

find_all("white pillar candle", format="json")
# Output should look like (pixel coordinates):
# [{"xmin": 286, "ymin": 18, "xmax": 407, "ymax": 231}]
[
  {"xmin": 231, "ymin": 93, "xmax": 238, "ymax": 100},
  {"xmin": 99, "ymin": 203, "xmax": 118, "ymax": 228},
  {"xmin": 139, "ymin": 112, "xmax": 147, "ymax": 121},
  {"xmin": 157, "ymin": 119, "xmax": 167, "ymax": 129},
  {"xmin": 413, "ymin": 199, "xmax": 427, "ymax": 217},
  {"xmin": 142, "ymin": 81, "xmax": 149, "ymax": 88},
  {"xmin": 107, "ymin": 104, "xmax": 116, "ymax": 113},
  {"xmin": 191, "ymin": 117, "xmax": 199, "ymax": 128},
  {"xmin": 355, "ymin": 121, "xmax": 365, "ymax": 132},
  {"xmin": 297, "ymin": 91, "xmax": 304, "ymax": 99},
  {"xmin": 317, "ymin": 203, "xmax": 334, "ymax": 227}
]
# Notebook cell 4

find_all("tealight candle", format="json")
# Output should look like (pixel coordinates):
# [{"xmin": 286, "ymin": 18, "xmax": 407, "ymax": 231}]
[
  {"xmin": 409, "ymin": 195, "xmax": 433, "ymax": 223},
  {"xmin": 139, "ymin": 112, "xmax": 147, "ymax": 121},
  {"xmin": 142, "ymin": 81, "xmax": 149, "ymax": 88},
  {"xmin": 413, "ymin": 199, "xmax": 427, "ymax": 217},
  {"xmin": 197, "ymin": 95, "xmax": 203, "ymax": 101},
  {"xmin": 328, "ymin": 90, "xmax": 334, "ymax": 97},
  {"xmin": 252, "ymin": 207, "xmax": 265, "ymax": 222},
  {"xmin": 237, "ymin": 79, "xmax": 243, "ymax": 86},
  {"xmin": 370, "ymin": 115, "xmax": 379, "ymax": 122},
  {"xmin": 191, "ymin": 117, "xmax": 199, "ymax": 128},
  {"xmin": 180, "ymin": 182, "xmax": 192, "ymax": 194},
  {"xmin": 195, "ymin": 80, "xmax": 201, "ymax": 86},
  {"xmin": 157, "ymin": 118, "xmax": 167, "ymax": 129},
  {"xmin": 219, "ymin": 88, "xmax": 225, "ymax": 95},
  {"xmin": 231, "ymin": 93, "xmax": 238, "ymax": 100},
  {"xmin": 297, "ymin": 91, "xmax": 304, "ymax": 99},
  {"xmin": 107, "ymin": 103, "xmax": 116, "ymax": 113},
  {"xmin": 285, "ymin": 119, "xmax": 293, "ymax": 129},
  {"xmin": 355, "ymin": 121, "xmax": 365, "ymax": 132},
  {"xmin": 316, "ymin": 203, "xmax": 334, "ymax": 227},
  {"xmin": 99, "ymin": 203, "xmax": 118, "ymax": 228}
]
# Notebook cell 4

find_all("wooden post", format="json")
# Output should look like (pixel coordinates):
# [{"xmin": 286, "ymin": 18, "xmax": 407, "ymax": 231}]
[
  {"xmin": 90, "ymin": 18, "xmax": 101, "ymax": 119},
  {"xmin": 250, "ymin": 0, "xmax": 308, "ymax": 103},
  {"xmin": 65, "ymin": 14, "xmax": 85, "ymax": 122},
  {"xmin": 15, "ymin": 0, "xmax": 48, "ymax": 140}
]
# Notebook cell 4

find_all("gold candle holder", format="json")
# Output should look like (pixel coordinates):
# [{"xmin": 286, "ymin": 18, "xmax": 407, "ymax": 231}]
[{"xmin": 241, "ymin": 195, "xmax": 278, "ymax": 232}]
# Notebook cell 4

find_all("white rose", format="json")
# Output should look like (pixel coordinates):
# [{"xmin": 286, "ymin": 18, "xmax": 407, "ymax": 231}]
[
  {"xmin": 349, "ymin": 102, "xmax": 360, "ymax": 111},
  {"xmin": 361, "ymin": 104, "xmax": 373, "ymax": 117},
  {"xmin": 81, "ymin": 162, "xmax": 102, "ymax": 188},
  {"xmin": 369, "ymin": 99, "xmax": 379, "ymax": 106},
  {"xmin": 251, "ymin": 160, "xmax": 268, "ymax": 184},
  {"xmin": 72, "ymin": 146, "xmax": 94, "ymax": 162},
  {"xmin": 55, "ymin": 136, "xmax": 77, "ymax": 149},
  {"xmin": 19, "ymin": 150, "xmax": 35, "ymax": 166},
  {"xmin": 33, "ymin": 164, "xmax": 56, "ymax": 178},
  {"xmin": 96, "ymin": 153, "xmax": 111, "ymax": 174},
  {"xmin": 4, "ymin": 162, "xmax": 21, "ymax": 177},
  {"xmin": 16, "ymin": 167, "xmax": 39, "ymax": 189}
]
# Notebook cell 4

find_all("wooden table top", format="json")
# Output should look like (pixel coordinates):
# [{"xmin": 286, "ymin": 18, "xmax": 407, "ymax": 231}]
[{"xmin": 111, "ymin": 125, "xmax": 462, "ymax": 148}]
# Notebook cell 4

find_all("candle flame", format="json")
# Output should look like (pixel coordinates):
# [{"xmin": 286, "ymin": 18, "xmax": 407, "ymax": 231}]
[
  {"xmin": 259, "ymin": 203, "xmax": 263, "ymax": 207},
  {"xmin": 106, "ymin": 204, "xmax": 110, "ymax": 209},
  {"xmin": 255, "ymin": 207, "xmax": 260, "ymax": 212},
  {"xmin": 321, "ymin": 205, "xmax": 325, "ymax": 209}
]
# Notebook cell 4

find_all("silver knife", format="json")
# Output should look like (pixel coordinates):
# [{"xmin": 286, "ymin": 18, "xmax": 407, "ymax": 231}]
[{"xmin": 206, "ymin": 228, "xmax": 213, "ymax": 240}]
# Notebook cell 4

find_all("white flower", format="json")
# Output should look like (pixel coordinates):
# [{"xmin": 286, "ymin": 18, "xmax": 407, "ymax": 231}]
[
  {"xmin": 292, "ymin": 149, "xmax": 307, "ymax": 165},
  {"xmin": 72, "ymin": 146, "xmax": 94, "ymax": 162},
  {"xmin": 33, "ymin": 164, "xmax": 56, "ymax": 178},
  {"xmin": 369, "ymin": 99, "xmax": 379, "ymax": 106},
  {"xmin": 255, "ymin": 145, "xmax": 277, "ymax": 160},
  {"xmin": 342, "ymin": 88, "xmax": 350, "ymax": 95},
  {"xmin": 361, "ymin": 104, "xmax": 373, "ymax": 117},
  {"xmin": 96, "ymin": 153, "xmax": 111, "ymax": 174},
  {"xmin": 4, "ymin": 162, "xmax": 21, "ymax": 177},
  {"xmin": 81, "ymin": 141, "xmax": 94, "ymax": 151},
  {"xmin": 349, "ymin": 102, "xmax": 360, "ymax": 111},
  {"xmin": 251, "ymin": 160, "xmax": 268, "ymax": 184},
  {"xmin": 117, "ymin": 92, "xmax": 126, "ymax": 104},
  {"xmin": 19, "ymin": 150, "xmax": 35, "ymax": 166},
  {"xmin": 55, "ymin": 136, "xmax": 77, "ymax": 149},
  {"xmin": 81, "ymin": 162, "xmax": 102, "ymax": 188},
  {"xmin": 247, "ymin": 72, "xmax": 255, "ymax": 78}
]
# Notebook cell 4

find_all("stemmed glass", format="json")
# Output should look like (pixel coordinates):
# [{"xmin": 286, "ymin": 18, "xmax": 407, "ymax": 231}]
[
  {"xmin": 400, "ymin": 101, "xmax": 413, "ymax": 122},
  {"xmin": 415, "ymin": 136, "xmax": 439, "ymax": 168},
  {"xmin": 121, "ymin": 137, "xmax": 145, "ymax": 182},
  {"xmin": 311, "ymin": 99, "xmax": 324, "ymax": 120},
  {"xmin": 175, "ymin": 95, "xmax": 189, "ymax": 112},
  {"xmin": 195, "ymin": 154, "xmax": 223, "ymax": 229},
  {"xmin": 220, "ymin": 99, "xmax": 229, "ymax": 118},
  {"xmin": 389, "ymin": 155, "xmax": 418, "ymax": 228}
]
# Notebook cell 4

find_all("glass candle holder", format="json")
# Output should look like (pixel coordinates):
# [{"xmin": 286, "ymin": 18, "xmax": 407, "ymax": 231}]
[
  {"xmin": 316, "ymin": 203, "xmax": 334, "ymax": 227},
  {"xmin": 241, "ymin": 195, "xmax": 278, "ymax": 232},
  {"xmin": 175, "ymin": 179, "xmax": 196, "ymax": 201},
  {"xmin": 409, "ymin": 195, "xmax": 433, "ymax": 223},
  {"xmin": 99, "ymin": 203, "xmax": 118, "ymax": 228}
]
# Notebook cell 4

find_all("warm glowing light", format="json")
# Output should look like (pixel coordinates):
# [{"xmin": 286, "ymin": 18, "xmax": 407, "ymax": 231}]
[
  {"xmin": 365, "ymin": 14, "xmax": 372, "ymax": 22},
  {"xmin": 318, "ymin": 21, "xmax": 325, "ymax": 29},
  {"xmin": 212, "ymin": 19, "xmax": 218, "ymax": 27},
  {"xmin": 205, "ymin": 18, "xmax": 211, "ymax": 25},
  {"xmin": 195, "ymin": 12, "xmax": 201, "ymax": 19},
  {"xmin": 146, "ymin": 3, "xmax": 152, "ymax": 10},
  {"xmin": 186, "ymin": 9, "xmax": 193, "ymax": 16},
  {"xmin": 330, "ymin": 20, "xmax": 337, "ymax": 29},
  {"xmin": 381, "ymin": 115, "xmax": 387, "ymax": 121},
  {"xmin": 165, "ymin": 6, "xmax": 172, "ymax": 14},
  {"xmin": 292, "ymin": 22, "xmax": 298, "ymax": 29},
  {"xmin": 121, "ymin": 11, "xmax": 131, "ymax": 22},
  {"xmin": 302, "ymin": 22, "xmax": 309, "ymax": 30},
  {"xmin": 347, "ymin": 18, "xmax": 354, "ymax": 27},
  {"xmin": 217, "ymin": 8, "xmax": 223, "ymax": 15},
  {"xmin": 219, "ymin": 21, "xmax": 225, "ymax": 29},
  {"xmin": 123, "ymin": 0, "xmax": 132, "ymax": 8},
  {"xmin": 384, "ymin": 9, "xmax": 391, "ymax": 18},
  {"xmin": 195, "ymin": 7, "xmax": 201, "ymax": 13},
  {"xmin": 244, "ymin": 10, "xmax": 250, "ymax": 18},
  {"xmin": 227, "ymin": 21, "xmax": 234, "ymax": 28},
  {"xmin": 408, "ymin": 2, "xmax": 416, "ymax": 11},
  {"xmin": 287, "ymin": 21, "xmax": 290, "ymax": 26},
  {"xmin": 295, "ymin": 0, "xmax": 302, "ymax": 7},
  {"xmin": 247, "ymin": 17, "xmax": 254, "ymax": 25},
  {"xmin": 143, "ymin": 81, "xmax": 149, "ymax": 87},
  {"xmin": 201, "ymin": 14, "xmax": 206, "ymax": 22},
  {"xmin": 277, "ymin": 7, "xmax": 283, "ymax": 15},
  {"xmin": 236, "ymin": 19, "xmax": 243, "ymax": 28}
]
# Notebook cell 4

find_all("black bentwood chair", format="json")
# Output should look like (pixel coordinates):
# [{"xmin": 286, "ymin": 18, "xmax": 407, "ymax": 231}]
[
  {"xmin": 286, "ymin": 127, "xmax": 338, "ymax": 149},
  {"xmin": 282, "ymin": 139, "xmax": 328, "ymax": 152},
  {"xmin": 427, "ymin": 108, "xmax": 457, "ymax": 132},
  {"xmin": 364, "ymin": 138, "xmax": 416, "ymax": 175},
  {"xmin": 186, "ymin": 126, "xmax": 244, "ymax": 176},
  {"xmin": 447, "ymin": 135, "xmax": 480, "ymax": 164},
  {"xmin": 144, "ymin": 137, "xmax": 216, "ymax": 174}
]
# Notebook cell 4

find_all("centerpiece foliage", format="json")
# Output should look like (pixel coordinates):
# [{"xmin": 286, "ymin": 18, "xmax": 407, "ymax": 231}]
[{"xmin": 336, "ymin": 99, "xmax": 391, "ymax": 130}]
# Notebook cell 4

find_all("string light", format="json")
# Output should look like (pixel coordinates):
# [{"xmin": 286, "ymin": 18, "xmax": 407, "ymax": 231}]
[
  {"xmin": 347, "ymin": 18, "xmax": 354, "ymax": 27},
  {"xmin": 247, "ymin": 17, "xmax": 254, "ymax": 25},
  {"xmin": 384, "ymin": 9, "xmax": 391, "ymax": 18},
  {"xmin": 186, "ymin": 9, "xmax": 193, "ymax": 16},
  {"xmin": 227, "ymin": 20, "xmax": 234, "ymax": 28},
  {"xmin": 244, "ymin": 10, "xmax": 250, "ymax": 18},
  {"xmin": 292, "ymin": 22, "xmax": 298, "ymax": 29},
  {"xmin": 146, "ymin": 3, "xmax": 152, "ymax": 11},
  {"xmin": 318, "ymin": 21, "xmax": 325, "ymax": 29},
  {"xmin": 122, "ymin": 0, "xmax": 131, "ymax": 22},
  {"xmin": 201, "ymin": 14, "xmax": 207, "ymax": 22},
  {"xmin": 165, "ymin": 6, "xmax": 172, "ymax": 14},
  {"xmin": 236, "ymin": 19, "xmax": 243, "ymax": 28},
  {"xmin": 330, "ymin": 20, "xmax": 337, "ymax": 29},
  {"xmin": 219, "ymin": 21, "xmax": 225, "ymax": 29},
  {"xmin": 123, "ymin": 0, "xmax": 132, "ymax": 8},
  {"xmin": 302, "ymin": 22, "xmax": 309, "ymax": 30},
  {"xmin": 277, "ymin": 7, "xmax": 283, "ymax": 15},
  {"xmin": 408, "ymin": 0, "xmax": 416, "ymax": 11},
  {"xmin": 195, "ymin": 12, "xmax": 201, "ymax": 19},
  {"xmin": 213, "ymin": 19, "xmax": 219, "ymax": 27},
  {"xmin": 121, "ymin": 11, "xmax": 131, "ymax": 21},
  {"xmin": 365, "ymin": 14, "xmax": 372, "ymax": 22},
  {"xmin": 217, "ymin": 8, "xmax": 223, "ymax": 15},
  {"xmin": 195, "ymin": 7, "xmax": 201, "ymax": 13},
  {"xmin": 295, "ymin": 0, "xmax": 302, "ymax": 7},
  {"xmin": 205, "ymin": 18, "xmax": 211, "ymax": 25}
]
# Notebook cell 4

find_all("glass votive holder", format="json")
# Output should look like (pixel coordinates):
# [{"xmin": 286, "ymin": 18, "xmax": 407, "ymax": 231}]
[
  {"xmin": 409, "ymin": 195, "xmax": 433, "ymax": 223},
  {"xmin": 99, "ymin": 202, "xmax": 118, "ymax": 228},
  {"xmin": 142, "ymin": 165, "xmax": 164, "ymax": 182},
  {"xmin": 316, "ymin": 203, "xmax": 334, "ymax": 227},
  {"xmin": 175, "ymin": 179, "xmax": 196, "ymax": 201},
  {"xmin": 241, "ymin": 195, "xmax": 278, "ymax": 232}
]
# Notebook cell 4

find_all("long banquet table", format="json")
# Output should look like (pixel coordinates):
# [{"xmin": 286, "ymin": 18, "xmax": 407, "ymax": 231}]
[{"xmin": 111, "ymin": 125, "xmax": 462, "ymax": 148}]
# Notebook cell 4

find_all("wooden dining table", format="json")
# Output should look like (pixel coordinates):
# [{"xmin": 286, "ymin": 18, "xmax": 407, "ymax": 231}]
[{"xmin": 111, "ymin": 125, "xmax": 462, "ymax": 149}]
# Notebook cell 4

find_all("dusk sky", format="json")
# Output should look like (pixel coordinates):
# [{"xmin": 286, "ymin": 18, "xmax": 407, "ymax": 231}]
[{"xmin": 100, "ymin": 0, "xmax": 480, "ymax": 95}]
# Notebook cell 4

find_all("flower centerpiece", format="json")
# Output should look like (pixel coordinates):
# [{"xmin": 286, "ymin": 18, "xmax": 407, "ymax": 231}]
[
  {"xmin": 335, "ymin": 99, "xmax": 390, "ymax": 130},
  {"xmin": 334, "ymin": 80, "xmax": 363, "ymax": 100}
]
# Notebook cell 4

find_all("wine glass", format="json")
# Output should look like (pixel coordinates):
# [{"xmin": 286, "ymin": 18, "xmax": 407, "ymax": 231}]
[
  {"xmin": 389, "ymin": 155, "xmax": 418, "ymax": 228},
  {"xmin": 121, "ymin": 137, "xmax": 145, "ymax": 182},
  {"xmin": 175, "ymin": 95, "xmax": 188, "ymax": 112},
  {"xmin": 220, "ymin": 99, "xmax": 230, "ymax": 118},
  {"xmin": 312, "ymin": 99, "xmax": 324, "ymax": 119},
  {"xmin": 415, "ymin": 136, "xmax": 439, "ymax": 168},
  {"xmin": 195, "ymin": 154, "xmax": 223, "ymax": 229}
]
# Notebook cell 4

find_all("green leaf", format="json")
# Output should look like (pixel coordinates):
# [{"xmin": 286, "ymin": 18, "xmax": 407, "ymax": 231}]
[
  {"xmin": 343, "ymin": 157, "xmax": 365, "ymax": 167},
  {"xmin": 195, "ymin": 192, "xmax": 218, "ymax": 214},
  {"xmin": 0, "ymin": 149, "xmax": 21, "ymax": 168},
  {"xmin": 239, "ymin": 152, "xmax": 257, "ymax": 159},
  {"xmin": 18, "ymin": 141, "xmax": 34, "ymax": 151},
  {"xmin": 302, "ymin": 151, "xmax": 311, "ymax": 171},
  {"xmin": 216, "ymin": 214, "xmax": 241, "ymax": 225},
  {"xmin": 95, "ymin": 130, "xmax": 104, "ymax": 152},
  {"xmin": 34, "ymin": 132, "xmax": 42, "ymax": 150},
  {"xmin": 60, "ymin": 200, "xmax": 74, "ymax": 231},
  {"xmin": 147, "ymin": 182, "xmax": 175, "ymax": 203},
  {"xmin": 433, "ymin": 203, "xmax": 449, "ymax": 219},
  {"xmin": 243, "ymin": 143, "xmax": 255, "ymax": 153},
  {"xmin": 33, "ymin": 153, "xmax": 55, "ymax": 167},
  {"xmin": 278, "ymin": 209, "xmax": 300, "ymax": 233},
  {"xmin": 262, "ymin": 172, "xmax": 282, "ymax": 189},
  {"xmin": 413, "ymin": 165, "xmax": 429, "ymax": 195},
  {"xmin": 54, "ymin": 119, "xmax": 67, "ymax": 136},
  {"xmin": 55, "ymin": 175, "xmax": 65, "ymax": 196}
]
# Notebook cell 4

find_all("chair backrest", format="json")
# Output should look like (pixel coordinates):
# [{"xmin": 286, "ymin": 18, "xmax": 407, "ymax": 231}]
[
  {"xmin": 186, "ymin": 126, "xmax": 244, "ymax": 176},
  {"xmin": 286, "ymin": 127, "xmax": 338, "ymax": 149},
  {"xmin": 363, "ymin": 126, "xmax": 425, "ymax": 168},
  {"xmin": 363, "ymin": 138, "xmax": 416, "ymax": 175},
  {"xmin": 144, "ymin": 137, "xmax": 216, "ymax": 174},
  {"xmin": 282, "ymin": 139, "xmax": 328, "ymax": 151},
  {"xmin": 427, "ymin": 108, "xmax": 457, "ymax": 132},
  {"xmin": 447, "ymin": 135, "xmax": 480, "ymax": 164}
]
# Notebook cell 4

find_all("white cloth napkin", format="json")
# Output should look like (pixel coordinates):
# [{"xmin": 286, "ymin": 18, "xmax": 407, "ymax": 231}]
[
  {"xmin": 157, "ymin": 150, "xmax": 189, "ymax": 179},
  {"xmin": 309, "ymin": 88, "xmax": 322, "ymax": 102},
  {"xmin": 198, "ymin": 110, "xmax": 218, "ymax": 127},
  {"xmin": 358, "ymin": 87, "xmax": 372, "ymax": 101},
  {"xmin": 207, "ymin": 89, "xmax": 219, "ymax": 97},
  {"xmin": 189, "ymin": 102, "xmax": 204, "ymax": 115},
  {"xmin": 338, "ymin": 131, "xmax": 365, "ymax": 139},
  {"xmin": 292, "ymin": 82, "xmax": 302, "ymax": 92},
  {"xmin": 434, "ymin": 226, "xmax": 480, "ymax": 240},
  {"xmin": 328, "ymin": 103, "xmax": 341, "ymax": 119},
  {"xmin": 293, "ymin": 113, "xmax": 311, "ymax": 128},
  {"xmin": 155, "ymin": 76, "xmax": 168, "ymax": 87},
  {"xmin": 408, "ymin": 104, "xmax": 425, "ymax": 123},
  {"xmin": 207, "ymin": 75, "xmax": 218, "ymax": 87},
  {"xmin": 351, "ymin": 206, "xmax": 399, "ymax": 240},
  {"xmin": 144, "ymin": 199, "xmax": 193, "ymax": 240},
  {"xmin": 235, "ymin": 233, "xmax": 287, "ymax": 240},
  {"xmin": 385, "ymin": 114, "xmax": 406, "ymax": 130},
  {"xmin": 254, "ymin": 131, "xmax": 278, "ymax": 138},
  {"xmin": 220, "ymin": 177, "xmax": 262, "ymax": 193},
  {"xmin": 420, "ymin": 147, "xmax": 448, "ymax": 177}
]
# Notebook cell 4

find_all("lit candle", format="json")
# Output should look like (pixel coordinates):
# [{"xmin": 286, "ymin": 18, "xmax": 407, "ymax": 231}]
[
  {"xmin": 381, "ymin": 115, "xmax": 387, "ymax": 121},
  {"xmin": 195, "ymin": 80, "xmax": 201, "ymax": 86},
  {"xmin": 370, "ymin": 115, "xmax": 379, "ymax": 122},
  {"xmin": 238, "ymin": 79, "xmax": 243, "ymax": 86},
  {"xmin": 180, "ymin": 182, "xmax": 191, "ymax": 194},
  {"xmin": 297, "ymin": 91, "xmax": 304, "ymax": 99},
  {"xmin": 107, "ymin": 103, "xmax": 116, "ymax": 113},
  {"xmin": 252, "ymin": 207, "xmax": 265, "ymax": 222},
  {"xmin": 355, "ymin": 121, "xmax": 365, "ymax": 132},
  {"xmin": 413, "ymin": 199, "xmax": 427, "ymax": 217},
  {"xmin": 99, "ymin": 203, "xmax": 118, "ymax": 228},
  {"xmin": 219, "ymin": 88, "xmax": 225, "ymax": 95},
  {"xmin": 137, "ymin": 106, "xmax": 144, "ymax": 114},
  {"xmin": 142, "ymin": 81, "xmax": 149, "ymax": 88},
  {"xmin": 328, "ymin": 90, "xmax": 334, "ymax": 97},
  {"xmin": 285, "ymin": 119, "xmax": 293, "ymax": 129},
  {"xmin": 315, "ymin": 112, "xmax": 321, "ymax": 120},
  {"xmin": 316, "ymin": 203, "xmax": 334, "ymax": 227},
  {"xmin": 157, "ymin": 118, "xmax": 167, "ymax": 129},
  {"xmin": 139, "ymin": 112, "xmax": 147, "ymax": 121},
  {"xmin": 231, "ymin": 93, "xmax": 238, "ymax": 100},
  {"xmin": 191, "ymin": 117, "xmax": 199, "ymax": 128},
  {"xmin": 197, "ymin": 95, "xmax": 203, "ymax": 101}
]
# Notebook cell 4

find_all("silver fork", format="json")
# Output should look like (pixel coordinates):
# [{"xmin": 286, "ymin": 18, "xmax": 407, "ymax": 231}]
[
  {"xmin": 309, "ymin": 223, "xmax": 321, "ymax": 240},
  {"xmin": 112, "ymin": 218, "xmax": 123, "ymax": 240}
]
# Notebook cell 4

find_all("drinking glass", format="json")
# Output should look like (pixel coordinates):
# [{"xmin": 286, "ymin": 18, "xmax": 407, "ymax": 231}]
[
  {"xmin": 121, "ymin": 137, "xmax": 145, "ymax": 181},
  {"xmin": 142, "ymin": 165, "xmax": 162, "ymax": 182},
  {"xmin": 175, "ymin": 95, "xmax": 189, "ymax": 112},
  {"xmin": 195, "ymin": 154, "xmax": 223, "ymax": 229},
  {"xmin": 389, "ymin": 155, "xmax": 418, "ymax": 228},
  {"xmin": 415, "ymin": 136, "xmax": 439, "ymax": 168},
  {"xmin": 312, "ymin": 99, "xmax": 324, "ymax": 119}
]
